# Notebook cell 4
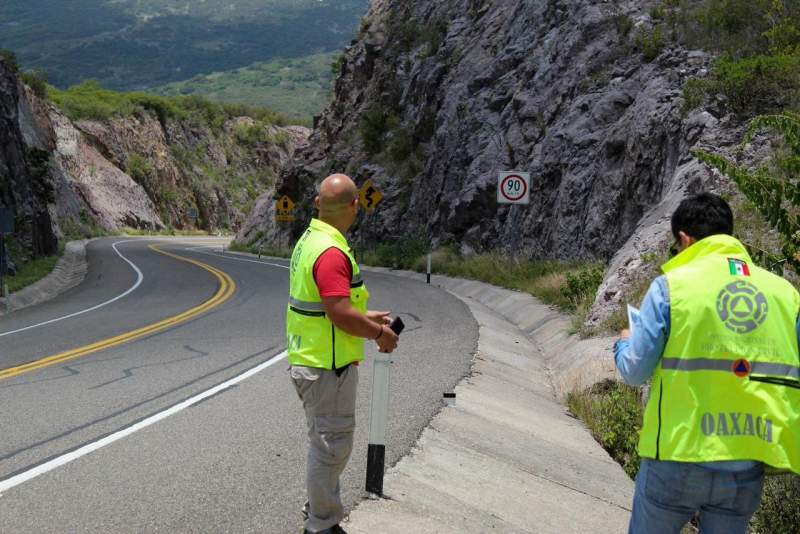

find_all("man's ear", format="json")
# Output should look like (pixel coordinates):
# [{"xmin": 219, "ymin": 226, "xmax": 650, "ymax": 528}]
[
  {"xmin": 314, "ymin": 195, "xmax": 321, "ymax": 210},
  {"xmin": 678, "ymin": 231, "xmax": 696, "ymax": 248}
]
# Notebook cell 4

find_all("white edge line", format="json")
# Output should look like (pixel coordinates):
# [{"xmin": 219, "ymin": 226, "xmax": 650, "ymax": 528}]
[
  {"xmin": 186, "ymin": 246, "xmax": 289, "ymax": 270},
  {"xmin": 0, "ymin": 241, "xmax": 144, "ymax": 338},
  {"xmin": 0, "ymin": 350, "xmax": 288, "ymax": 494}
]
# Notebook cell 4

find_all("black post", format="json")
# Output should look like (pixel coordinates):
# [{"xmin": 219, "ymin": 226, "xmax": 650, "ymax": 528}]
[{"xmin": 365, "ymin": 444, "xmax": 386, "ymax": 495}]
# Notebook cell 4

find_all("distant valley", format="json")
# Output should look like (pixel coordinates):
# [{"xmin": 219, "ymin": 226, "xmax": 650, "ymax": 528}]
[{"xmin": 0, "ymin": 0, "xmax": 366, "ymax": 116}]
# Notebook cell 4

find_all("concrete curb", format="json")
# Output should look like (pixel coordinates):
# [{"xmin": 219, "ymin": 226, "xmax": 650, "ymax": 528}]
[
  {"xmin": 0, "ymin": 239, "xmax": 90, "ymax": 315},
  {"xmin": 340, "ymin": 266, "xmax": 633, "ymax": 533},
  {"xmin": 218, "ymin": 251, "xmax": 634, "ymax": 530}
]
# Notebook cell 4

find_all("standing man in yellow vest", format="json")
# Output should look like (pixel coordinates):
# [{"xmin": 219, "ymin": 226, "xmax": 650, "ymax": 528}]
[
  {"xmin": 615, "ymin": 193, "xmax": 800, "ymax": 533},
  {"xmin": 288, "ymin": 174, "xmax": 399, "ymax": 534}
]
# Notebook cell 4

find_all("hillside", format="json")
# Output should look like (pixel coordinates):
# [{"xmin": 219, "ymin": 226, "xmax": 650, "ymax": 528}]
[
  {"xmin": 153, "ymin": 52, "xmax": 338, "ymax": 120},
  {"xmin": 0, "ymin": 0, "xmax": 367, "ymax": 92},
  {"xmin": 0, "ymin": 58, "xmax": 309, "ymax": 270},
  {"xmin": 237, "ymin": 0, "xmax": 799, "ymax": 328}
]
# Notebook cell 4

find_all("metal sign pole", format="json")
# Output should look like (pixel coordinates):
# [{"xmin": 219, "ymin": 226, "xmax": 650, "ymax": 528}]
[{"xmin": 366, "ymin": 352, "xmax": 391, "ymax": 495}]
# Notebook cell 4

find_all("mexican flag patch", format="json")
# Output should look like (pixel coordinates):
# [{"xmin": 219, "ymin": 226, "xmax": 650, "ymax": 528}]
[{"xmin": 729, "ymin": 258, "xmax": 751, "ymax": 276}]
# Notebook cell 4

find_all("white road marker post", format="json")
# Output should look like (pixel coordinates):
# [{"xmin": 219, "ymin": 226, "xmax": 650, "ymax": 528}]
[
  {"xmin": 426, "ymin": 253, "xmax": 431, "ymax": 284},
  {"xmin": 0, "ymin": 231, "xmax": 7, "ymax": 315},
  {"xmin": 366, "ymin": 351, "xmax": 391, "ymax": 496}
]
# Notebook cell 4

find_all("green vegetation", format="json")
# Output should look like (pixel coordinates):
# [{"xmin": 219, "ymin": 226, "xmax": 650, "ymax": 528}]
[
  {"xmin": 49, "ymin": 80, "xmax": 294, "ymax": 127},
  {"xmin": 752, "ymin": 475, "xmax": 800, "ymax": 533},
  {"xmin": 0, "ymin": 49, "xmax": 19, "ymax": 72},
  {"xmin": 21, "ymin": 69, "xmax": 48, "ymax": 99},
  {"xmin": 2, "ymin": 237, "xmax": 63, "ymax": 294},
  {"xmin": 659, "ymin": 0, "xmax": 800, "ymax": 114},
  {"xmin": 566, "ymin": 380, "xmax": 643, "ymax": 478},
  {"xmin": 635, "ymin": 25, "xmax": 666, "ymax": 62},
  {"xmin": 154, "ymin": 52, "xmax": 337, "ymax": 121},
  {"xmin": 1, "ymin": 0, "xmax": 367, "ymax": 91},
  {"xmin": 360, "ymin": 241, "xmax": 606, "ymax": 321},
  {"xmin": 697, "ymin": 111, "xmax": 800, "ymax": 274}
]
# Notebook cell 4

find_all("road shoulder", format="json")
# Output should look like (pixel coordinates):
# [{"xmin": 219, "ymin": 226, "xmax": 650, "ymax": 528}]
[
  {"xmin": 0, "ymin": 239, "xmax": 89, "ymax": 315},
  {"xmin": 342, "ymin": 268, "xmax": 633, "ymax": 533}
]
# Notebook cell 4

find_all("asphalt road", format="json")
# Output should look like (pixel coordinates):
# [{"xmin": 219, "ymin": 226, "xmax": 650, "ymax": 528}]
[{"xmin": 0, "ymin": 237, "xmax": 477, "ymax": 533}]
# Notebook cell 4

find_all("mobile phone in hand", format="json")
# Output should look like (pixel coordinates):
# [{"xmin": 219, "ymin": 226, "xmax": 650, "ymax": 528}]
[{"xmin": 389, "ymin": 316, "xmax": 405, "ymax": 335}]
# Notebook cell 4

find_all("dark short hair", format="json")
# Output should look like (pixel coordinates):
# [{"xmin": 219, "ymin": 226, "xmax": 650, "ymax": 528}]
[{"xmin": 671, "ymin": 193, "xmax": 734, "ymax": 240}]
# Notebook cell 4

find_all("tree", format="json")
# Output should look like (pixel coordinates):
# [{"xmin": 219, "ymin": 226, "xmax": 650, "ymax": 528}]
[{"xmin": 697, "ymin": 111, "xmax": 800, "ymax": 273}]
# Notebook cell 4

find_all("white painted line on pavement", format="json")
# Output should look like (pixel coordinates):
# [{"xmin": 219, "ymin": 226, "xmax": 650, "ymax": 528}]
[
  {"xmin": 0, "ymin": 241, "xmax": 144, "ymax": 338},
  {"xmin": 0, "ymin": 350, "xmax": 288, "ymax": 494},
  {"xmin": 186, "ymin": 246, "xmax": 289, "ymax": 270}
]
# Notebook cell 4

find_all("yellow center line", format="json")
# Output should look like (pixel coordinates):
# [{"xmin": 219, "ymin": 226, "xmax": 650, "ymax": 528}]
[{"xmin": 0, "ymin": 244, "xmax": 237, "ymax": 381}]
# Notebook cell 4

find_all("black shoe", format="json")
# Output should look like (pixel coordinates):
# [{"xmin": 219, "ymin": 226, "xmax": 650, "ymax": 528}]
[{"xmin": 302, "ymin": 526, "xmax": 347, "ymax": 534}]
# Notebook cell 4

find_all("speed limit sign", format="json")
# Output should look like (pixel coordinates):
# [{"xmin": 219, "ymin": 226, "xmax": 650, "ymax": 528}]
[{"xmin": 498, "ymin": 171, "xmax": 530, "ymax": 205}]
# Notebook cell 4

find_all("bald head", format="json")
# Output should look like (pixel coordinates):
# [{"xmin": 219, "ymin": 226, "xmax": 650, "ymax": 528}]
[{"xmin": 316, "ymin": 174, "xmax": 359, "ymax": 231}]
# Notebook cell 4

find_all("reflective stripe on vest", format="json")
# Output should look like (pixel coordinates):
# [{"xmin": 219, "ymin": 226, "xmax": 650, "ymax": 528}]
[
  {"xmin": 661, "ymin": 358, "xmax": 800, "ymax": 379},
  {"xmin": 286, "ymin": 219, "xmax": 370, "ymax": 369},
  {"xmin": 638, "ymin": 234, "xmax": 800, "ymax": 473}
]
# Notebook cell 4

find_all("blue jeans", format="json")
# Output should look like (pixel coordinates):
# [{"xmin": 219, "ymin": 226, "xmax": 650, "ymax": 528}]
[{"xmin": 629, "ymin": 459, "xmax": 765, "ymax": 534}]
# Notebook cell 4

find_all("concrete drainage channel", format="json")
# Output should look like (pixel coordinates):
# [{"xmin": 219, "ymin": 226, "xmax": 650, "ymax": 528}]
[
  {"xmin": 0, "ymin": 239, "xmax": 90, "ymax": 315},
  {"xmin": 342, "ymin": 266, "xmax": 634, "ymax": 534}
]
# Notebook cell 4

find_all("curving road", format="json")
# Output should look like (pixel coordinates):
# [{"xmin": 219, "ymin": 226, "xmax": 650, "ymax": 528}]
[{"xmin": 0, "ymin": 237, "xmax": 477, "ymax": 533}]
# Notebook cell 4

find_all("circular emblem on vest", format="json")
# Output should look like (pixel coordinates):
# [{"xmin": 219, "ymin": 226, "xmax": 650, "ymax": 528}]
[
  {"xmin": 732, "ymin": 358, "xmax": 752, "ymax": 377},
  {"xmin": 716, "ymin": 280, "xmax": 769, "ymax": 334}
]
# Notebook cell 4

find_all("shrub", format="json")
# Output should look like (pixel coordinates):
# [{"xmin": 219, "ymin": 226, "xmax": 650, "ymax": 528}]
[
  {"xmin": 713, "ymin": 53, "xmax": 800, "ymax": 113},
  {"xmin": 567, "ymin": 380, "xmax": 643, "ymax": 479},
  {"xmin": 612, "ymin": 13, "xmax": 634, "ymax": 39},
  {"xmin": 21, "ymin": 69, "xmax": 48, "ymax": 99},
  {"xmin": 697, "ymin": 111, "xmax": 800, "ymax": 273},
  {"xmin": 681, "ymin": 77, "xmax": 710, "ymax": 115},
  {"xmin": 636, "ymin": 25, "xmax": 666, "ymax": 61},
  {"xmin": 331, "ymin": 53, "xmax": 346, "ymax": 76},
  {"xmin": 562, "ymin": 266, "xmax": 605, "ymax": 310},
  {"xmin": 751, "ymin": 474, "xmax": 800, "ymax": 532},
  {"xmin": 233, "ymin": 123, "xmax": 267, "ymax": 146},
  {"xmin": 359, "ymin": 104, "xmax": 393, "ymax": 155},
  {"xmin": 0, "ymin": 49, "xmax": 19, "ymax": 73}
]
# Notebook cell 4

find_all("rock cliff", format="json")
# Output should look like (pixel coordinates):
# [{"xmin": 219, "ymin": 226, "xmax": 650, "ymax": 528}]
[
  {"xmin": 1, "ymin": 58, "xmax": 309, "ymax": 268},
  {"xmin": 238, "ymin": 0, "xmax": 753, "ymax": 324},
  {"xmin": 0, "ymin": 59, "xmax": 57, "ymax": 271}
]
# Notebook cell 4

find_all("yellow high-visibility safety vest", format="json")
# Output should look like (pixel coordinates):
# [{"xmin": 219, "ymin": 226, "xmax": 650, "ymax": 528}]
[
  {"xmin": 639, "ymin": 235, "xmax": 800, "ymax": 473},
  {"xmin": 287, "ymin": 219, "xmax": 369, "ymax": 369}
]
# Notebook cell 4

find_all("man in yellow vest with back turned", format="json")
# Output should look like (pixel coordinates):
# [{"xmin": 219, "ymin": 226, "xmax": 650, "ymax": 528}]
[
  {"xmin": 615, "ymin": 193, "xmax": 800, "ymax": 533},
  {"xmin": 288, "ymin": 174, "xmax": 399, "ymax": 534}
]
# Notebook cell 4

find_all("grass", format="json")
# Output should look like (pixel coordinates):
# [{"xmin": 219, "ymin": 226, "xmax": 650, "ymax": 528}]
[
  {"xmin": 3, "ymin": 246, "xmax": 63, "ymax": 294},
  {"xmin": 153, "ymin": 52, "xmax": 337, "ymax": 122},
  {"xmin": 362, "ymin": 243, "xmax": 607, "ymax": 321},
  {"xmin": 49, "ymin": 80, "xmax": 297, "ymax": 127},
  {"xmin": 567, "ymin": 379, "xmax": 643, "ymax": 478}
]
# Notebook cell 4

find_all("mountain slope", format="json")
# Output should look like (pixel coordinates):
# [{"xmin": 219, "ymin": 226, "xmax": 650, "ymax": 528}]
[
  {"xmin": 0, "ymin": 0, "xmax": 367, "ymax": 91},
  {"xmin": 1, "ymin": 57, "xmax": 309, "ymax": 273},
  {"xmin": 237, "ymin": 0, "xmax": 753, "ymax": 324}
]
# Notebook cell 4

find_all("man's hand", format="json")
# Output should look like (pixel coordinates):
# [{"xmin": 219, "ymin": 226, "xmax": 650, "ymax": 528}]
[
  {"xmin": 620, "ymin": 329, "xmax": 631, "ymax": 340},
  {"xmin": 367, "ymin": 310, "xmax": 392, "ymax": 326},
  {"xmin": 375, "ymin": 324, "xmax": 399, "ymax": 353}
]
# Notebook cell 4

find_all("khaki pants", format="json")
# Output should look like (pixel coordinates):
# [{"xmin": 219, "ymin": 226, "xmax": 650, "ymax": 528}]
[{"xmin": 291, "ymin": 365, "xmax": 358, "ymax": 533}]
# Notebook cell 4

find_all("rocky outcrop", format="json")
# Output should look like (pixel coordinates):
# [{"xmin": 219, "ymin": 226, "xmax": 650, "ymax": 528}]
[
  {"xmin": 238, "ymin": 0, "xmax": 754, "ymax": 324},
  {"xmin": 0, "ymin": 59, "xmax": 57, "ymax": 269},
  {"xmin": 9, "ymin": 73, "xmax": 310, "ymax": 261}
]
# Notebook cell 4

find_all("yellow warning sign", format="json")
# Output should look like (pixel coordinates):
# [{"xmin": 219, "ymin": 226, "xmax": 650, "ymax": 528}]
[
  {"xmin": 359, "ymin": 180, "xmax": 384, "ymax": 212},
  {"xmin": 276, "ymin": 195, "xmax": 296, "ymax": 222}
]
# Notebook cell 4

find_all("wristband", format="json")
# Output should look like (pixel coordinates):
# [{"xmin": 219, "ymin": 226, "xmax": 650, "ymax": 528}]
[{"xmin": 375, "ymin": 326, "xmax": 384, "ymax": 340}]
